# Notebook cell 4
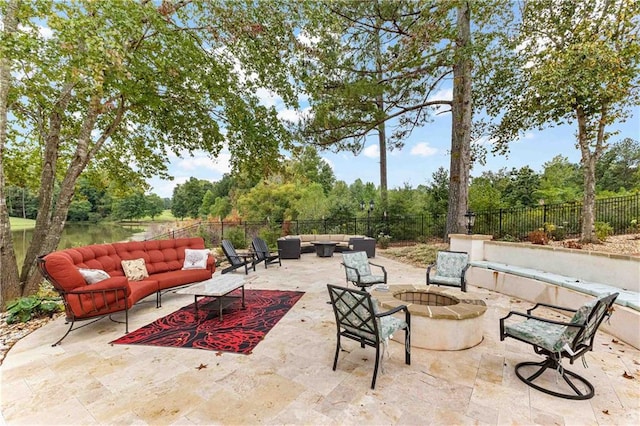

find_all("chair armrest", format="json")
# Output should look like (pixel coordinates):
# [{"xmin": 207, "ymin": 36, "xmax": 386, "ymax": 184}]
[
  {"xmin": 341, "ymin": 263, "xmax": 362, "ymax": 280},
  {"xmin": 500, "ymin": 310, "xmax": 584, "ymax": 328},
  {"xmin": 69, "ymin": 277, "xmax": 130, "ymax": 296},
  {"xmin": 376, "ymin": 304, "xmax": 408, "ymax": 317},
  {"xmin": 377, "ymin": 304, "xmax": 411, "ymax": 326},
  {"xmin": 526, "ymin": 302, "xmax": 578, "ymax": 316},
  {"xmin": 426, "ymin": 263, "xmax": 435, "ymax": 283},
  {"xmin": 369, "ymin": 263, "xmax": 386, "ymax": 274},
  {"xmin": 369, "ymin": 263, "xmax": 387, "ymax": 281}
]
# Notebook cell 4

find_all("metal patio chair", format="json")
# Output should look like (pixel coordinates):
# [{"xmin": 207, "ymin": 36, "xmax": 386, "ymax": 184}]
[
  {"xmin": 327, "ymin": 284, "xmax": 410, "ymax": 389},
  {"xmin": 499, "ymin": 292, "xmax": 618, "ymax": 400},
  {"xmin": 341, "ymin": 251, "xmax": 387, "ymax": 291},
  {"xmin": 426, "ymin": 250, "xmax": 470, "ymax": 292}
]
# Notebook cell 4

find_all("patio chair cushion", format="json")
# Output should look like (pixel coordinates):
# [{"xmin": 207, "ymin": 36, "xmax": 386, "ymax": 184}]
[
  {"xmin": 504, "ymin": 297, "xmax": 597, "ymax": 352},
  {"xmin": 333, "ymin": 292, "xmax": 407, "ymax": 342},
  {"xmin": 434, "ymin": 251, "xmax": 468, "ymax": 279},
  {"xmin": 343, "ymin": 251, "xmax": 371, "ymax": 282}
]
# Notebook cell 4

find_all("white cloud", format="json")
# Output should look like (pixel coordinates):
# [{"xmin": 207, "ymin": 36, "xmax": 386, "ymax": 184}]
[
  {"xmin": 255, "ymin": 87, "xmax": 282, "ymax": 109},
  {"xmin": 363, "ymin": 144, "xmax": 379, "ymax": 158},
  {"xmin": 410, "ymin": 142, "xmax": 438, "ymax": 157},
  {"xmin": 38, "ymin": 25, "xmax": 53, "ymax": 39},
  {"xmin": 429, "ymin": 88, "xmax": 453, "ymax": 102},
  {"xmin": 278, "ymin": 106, "xmax": 312, "ymax": 124},
  {"xmin": 427, "ymin": 88, "xmax": 453, "ymax": 115},
  {"xmin": 297, "ymin": 31, "xmax": 320, "ymax": 47},
  {"xmin": 176, "ymin": 151, "xmax": 231, "ymax": 175}
]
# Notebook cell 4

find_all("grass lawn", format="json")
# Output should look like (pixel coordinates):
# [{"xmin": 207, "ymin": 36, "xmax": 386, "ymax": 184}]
[
  {"xmin": 133, "ymin": 209, "xmax": 176, "ymax": 222},
  {"xmin": 9, "ymin": 217, "xmax": 36, "ymax": 230}
]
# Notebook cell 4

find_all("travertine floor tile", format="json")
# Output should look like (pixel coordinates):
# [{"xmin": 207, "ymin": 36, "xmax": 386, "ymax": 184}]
[{"xmin": 1, "ymin": 253, "xmax": 639, "ymax": 425}]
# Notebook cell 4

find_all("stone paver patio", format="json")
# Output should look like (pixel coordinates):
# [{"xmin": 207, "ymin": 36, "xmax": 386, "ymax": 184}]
[{"xmin": 1, "ymin": 253, "xmax": 639, "ymax": 425}]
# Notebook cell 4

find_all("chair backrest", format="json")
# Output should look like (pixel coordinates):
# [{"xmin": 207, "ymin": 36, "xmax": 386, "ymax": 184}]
[
  {"xmin": 342, "ymin": 251, "xmax": 371, "ymax": 281},
  {"xmin": 556, "ymin": 292, "xmax": 618, "ymax": 354},
  {"xmin": 251, "ymin": 237, "xmax": 269, "ymax": 261},
  {"xmin": 221, "ymin": 240, "xmax": 242, "ymax": 266},
  {"xmin": 435, "ymin": 250, "xmax": 469, "ymax": 278},
  {"xmin": 327, "ymin": 284, "xmax": 379, "ymax": 343}
]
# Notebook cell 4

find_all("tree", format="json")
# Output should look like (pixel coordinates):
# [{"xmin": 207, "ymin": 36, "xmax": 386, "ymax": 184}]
[
  {"xmin": 67, "ymin": 199, "xmax": 92, "ymax": 222},
  {"xmin": 287, "ymin": 146, "xmax": 335, "ymax": 194},
  {"xmin": 296, "ymin": 1, "xmax": 509, "ymax": 239},
  {"xmin": 199, "ymin": 190, "xmax": 217, "ymax": 219},
  {"xmin": 482, "ymin": 0, "xmax": 640, "ymax": 242},
  {"xmin": 503, "ymin": 166, "xmax": 541, "ymax": 207},
  {"xmin": 1, "ymin": 1, "xmax": 299, "ymax": 304},
  {"xmin": 171, "ymin": 178, "xmax": 213, "ymax": 220},
  {"xmin": 536, "ymin": 156, "xmax": 582, "ymax": 204},
  {"xmin": 145, "ymin": 194, "xmax": 165, "ymax": 220},
  {"xmin": 112, "ymin": 192, "xmax": 147, "ymax": 222},
  {"xmin": 446, "ymin": 1, "xmax": 473, "ymax": 239},
  {"xmin": 424, "ymin": 167, "xmax": 450, "ymax": 218},
  {"xmin": 596, "ymin": 138, "xmax": 640, "ymax": 193}
]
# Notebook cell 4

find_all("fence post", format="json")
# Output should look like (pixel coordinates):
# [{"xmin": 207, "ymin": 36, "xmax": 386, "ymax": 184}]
[{"xmin": 499, "ymin": 209, "xmax": 503, "ymax": 236}]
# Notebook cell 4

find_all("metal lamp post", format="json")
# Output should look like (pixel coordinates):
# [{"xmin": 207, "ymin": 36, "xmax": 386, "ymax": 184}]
[
  {"xmin": 464, "ymin": 210, "xmax": 476, "ymax": 235},
  {"xmin": 360, "ymin": 200, "xmax": 374, "ymax": 237}
]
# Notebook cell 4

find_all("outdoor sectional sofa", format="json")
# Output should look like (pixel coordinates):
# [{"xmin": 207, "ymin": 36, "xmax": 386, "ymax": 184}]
[
  {"xmin": 277, "ymin": 234, "xmax": 376, "ymax": 258},
  {"xmin": 37, "ymin": 237, "xmax": 215, "ymax": 345}
]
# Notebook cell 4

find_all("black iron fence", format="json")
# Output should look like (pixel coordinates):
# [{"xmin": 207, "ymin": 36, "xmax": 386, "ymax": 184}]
[
  {"xmin": 473, "ymin": 193, "xmax": 640, "ymax": 239},
  {"xmin": 150, "ymin": 193, "xmax": 639, "ymax": 245}
]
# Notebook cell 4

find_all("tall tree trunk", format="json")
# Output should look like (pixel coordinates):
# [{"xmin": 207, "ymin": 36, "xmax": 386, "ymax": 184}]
[
  {"xmin": 576, "ymin": 105, "xmax": 606, "ymax": 243},
  {"xmin": 446, "ymin": 1, "xmax": 472, "ymax": 241},
  {"xmin": 0, "ymin": 0, "xmax": 21, "ymax": 307},
  {"xmin": 20, "ymin": 97, "xmax": 115, "ymax": 295},
  {"xmin": 377, "ymin": 95, "xmax": 388, "ymax": 211},
  {"xmin": 374, "ymin": 24, "xmax": 388, "ymax": 212}
]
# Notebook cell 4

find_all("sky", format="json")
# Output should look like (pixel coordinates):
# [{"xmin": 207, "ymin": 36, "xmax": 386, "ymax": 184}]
[{"xmin": 147, "ymin": 91, "xmax": 639, "ymax": 199}]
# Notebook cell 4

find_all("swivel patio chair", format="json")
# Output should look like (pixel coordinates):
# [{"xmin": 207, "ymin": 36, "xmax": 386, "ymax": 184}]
[
  {"xmin": 220, "ymin": 239, "xmax": 255, "ymax": 275},
  {"xmin": 426, "ymin": 250, "xmax": 470, "ymax": 292},
  {"xmin": 327, "ymin": 284, "xmax": 410, "ymax": 389},
  {"xmin": 499, "ymin": 292, "xmax": 618, "ymax": 400},
  {"xmin": 341, "ymin": 251, "xmax": 387, "ymax": 291},
  {"xmin": 251, "ymin": 237, "xmax": 282, "ymax": 269}
]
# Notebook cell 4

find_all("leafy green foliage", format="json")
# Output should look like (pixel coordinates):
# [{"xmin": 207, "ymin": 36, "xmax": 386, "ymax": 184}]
[
  {"xmin": 5, "ymin": 295, "xmax": 61, "ymax": 324},
  {"xmin": 594, "ymin": 222, "xmax": 614, "ymax": 241},
  {"xmin": 224, "ymin": 228, "xmax": 248, "ymax": 251}
]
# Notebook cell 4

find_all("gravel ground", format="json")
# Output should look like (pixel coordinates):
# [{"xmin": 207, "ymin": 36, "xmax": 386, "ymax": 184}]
[
  {"xmin": 2, "ymin": 233, "xmax": 638, "ymax": 365},
  {"xmin": 547, "ymin": 233, "xmax": 640, "ymax": 256}
]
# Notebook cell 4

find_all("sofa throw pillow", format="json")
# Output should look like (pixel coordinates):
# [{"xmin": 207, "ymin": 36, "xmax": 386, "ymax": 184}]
[
  {"xmin": 121, "ymin": 258, "xmax": 149, "ymax": 281},
  {"xmin": 78, "ymin": 268, "xmax": 110, "ymax": 285},
  {"xmin": 182, "ymin": 248, "xmax": 209, "ymax": 270}
]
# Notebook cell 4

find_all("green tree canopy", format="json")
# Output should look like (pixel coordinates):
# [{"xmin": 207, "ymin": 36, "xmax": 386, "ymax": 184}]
[{"xmin": 0, "ymin": 0, "xmax": 301, "ymax": 302}]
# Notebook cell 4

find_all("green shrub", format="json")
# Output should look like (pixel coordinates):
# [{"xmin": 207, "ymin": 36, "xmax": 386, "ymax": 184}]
[
  {"xmin": 544, "ymin": 222, "xmax": 567, "ymax": 241},
  {"xmin": 376, "ymin": 233, "xmax": 391, "ymax": 249},
  {"xmin": 6, "ymin": 295, "xmax": 61, "ymax": 324},
  {"xmin": 594, "ymin": 221, "xmax": 613, "ymax": 241},
  {"xmin": 258, "ymin": 227, "xmax": 281, "ymax": 249},
  {"xmin": 225, "ymin": 227, "xmax": 248, "ymax": 250}
]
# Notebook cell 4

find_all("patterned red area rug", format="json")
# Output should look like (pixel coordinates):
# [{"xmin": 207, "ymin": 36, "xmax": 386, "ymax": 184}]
[{"xmin": 111, "ymin": 289, "xmax": 304, "ymax": 354}]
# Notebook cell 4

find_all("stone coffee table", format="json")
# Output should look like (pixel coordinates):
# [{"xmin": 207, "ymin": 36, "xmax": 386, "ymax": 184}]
[{"xmin": 177, "ymin": 274, "xmax": 245, "ymax": 320}]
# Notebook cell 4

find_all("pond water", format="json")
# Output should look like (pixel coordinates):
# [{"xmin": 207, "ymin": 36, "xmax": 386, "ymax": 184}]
[{"xmin": 12, "ymin": 222, "xmax": 147, "ymax": 268}]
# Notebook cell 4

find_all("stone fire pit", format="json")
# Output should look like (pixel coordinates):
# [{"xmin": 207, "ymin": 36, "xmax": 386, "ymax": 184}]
[{"xmin": 371, "ymin": 285, "xmax": 487, "ymax": 351}]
